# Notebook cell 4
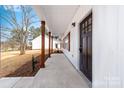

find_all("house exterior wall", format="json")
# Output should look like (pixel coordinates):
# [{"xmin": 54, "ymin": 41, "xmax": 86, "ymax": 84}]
[
  {"xmin": 32, "ymin": 35, "xmax": 49, "ymax": 49},
  {"xmin": 32, "ymin": 35, "xmax": 60, "ymax": 50},
  {"xmin": 62, "ymin": 5, "xmax": 124, "ymax": 88},
  {"xmin": 93, "ymin": 6, "xmax": 124, "ymax": 88}
]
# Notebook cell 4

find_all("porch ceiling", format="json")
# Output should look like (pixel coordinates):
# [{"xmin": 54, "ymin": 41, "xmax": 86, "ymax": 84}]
[{"xmin": 32, "ymin": 5, "xmax": 79, "ymax": 38}]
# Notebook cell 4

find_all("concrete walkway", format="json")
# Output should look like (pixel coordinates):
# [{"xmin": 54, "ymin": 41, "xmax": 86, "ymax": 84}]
[{"xmin": 0, "ymin": 54, "xmax": 89, "ymax": 88}]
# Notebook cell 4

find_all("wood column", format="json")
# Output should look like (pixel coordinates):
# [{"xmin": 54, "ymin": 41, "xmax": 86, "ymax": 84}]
[
  {"xmin": 52, "ymin": 36, "xmax": 53, "ymax": 53},
  {"xmin": 40, "ymin": 21, "xmax": 45, "ymax": 68},
  {"xmin": 48, "ymin": 32, "xmax": 51, "ymax": 57}
]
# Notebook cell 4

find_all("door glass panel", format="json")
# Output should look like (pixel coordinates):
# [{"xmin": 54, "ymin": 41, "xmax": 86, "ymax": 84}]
[
  {"xmin": 84, "ymin": 28, "xmax": 86, "ymax": 34},
  {"xmin": 82, "ymin": 23, "xmax": 85, "ymax": 29},
  {"xmin": 88, "ymin": 25, "xmax": 92, "ymax": 32},
  {"xmin": 85, "ymin": 21, "xmax": 87, "ymax": 27},
  {"xmin": 88, "ymin": 18, "xmax": 92, "ymax": 24}
]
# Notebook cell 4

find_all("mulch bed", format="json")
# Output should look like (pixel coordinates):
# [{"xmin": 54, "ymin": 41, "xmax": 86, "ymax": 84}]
[{"xmin": 5, "ymin": 55, "xmax": 49, "ymax": 77}]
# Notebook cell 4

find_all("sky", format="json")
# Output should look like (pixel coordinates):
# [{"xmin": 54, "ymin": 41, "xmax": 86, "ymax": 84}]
[{"xmin": 0, "ymin": 5, "xmax": 41, "ymax": 42}]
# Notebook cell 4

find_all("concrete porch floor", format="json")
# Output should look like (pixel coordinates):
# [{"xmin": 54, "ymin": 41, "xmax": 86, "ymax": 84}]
[{"xmin": 0, "ymin": 54, "xmax": 89, "ymax": 88}]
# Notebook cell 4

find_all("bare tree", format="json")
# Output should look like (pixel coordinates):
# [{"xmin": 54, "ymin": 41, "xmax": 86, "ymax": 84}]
[
  {"xmin": 0, "ymin": 5, "xmax": 39, "ymax": 55},
  {"xmin": 29, "ymin": 26, "xmax": 41, "ymax": 39}
]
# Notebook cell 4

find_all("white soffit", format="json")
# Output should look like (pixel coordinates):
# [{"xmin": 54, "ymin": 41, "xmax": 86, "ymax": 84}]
[
  {"xmin": 33, "ymin": 5, "xmax": 79, "ymax": 37},
  {"xmin": 32, "ymin": 5, "xmax": 49, "ymax": 32}
]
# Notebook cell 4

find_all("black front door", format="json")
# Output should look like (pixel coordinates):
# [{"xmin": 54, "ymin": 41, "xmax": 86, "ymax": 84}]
[{"xmin": 79, "ymin": 12, "xmax": 92, "ymax": 81}]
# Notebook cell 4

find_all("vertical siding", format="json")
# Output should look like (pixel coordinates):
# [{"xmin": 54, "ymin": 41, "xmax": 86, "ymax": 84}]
[
  {"xmin": 118, "ymin": 6, "xmax": 124, "ymax": 87},
  {"xmin": 92, "ymin": 6, "xmax": 121, "ymax": 87}
]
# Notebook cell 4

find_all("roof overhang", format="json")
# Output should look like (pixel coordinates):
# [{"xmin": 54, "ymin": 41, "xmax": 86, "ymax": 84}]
[{"xmin": 32, "ymin": 5, "xmax": 79, "ymax": 39}]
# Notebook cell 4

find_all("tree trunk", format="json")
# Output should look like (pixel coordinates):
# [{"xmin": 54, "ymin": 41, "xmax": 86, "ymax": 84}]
[{"xmin": 20, "ymin": 43, "xmax": 25, "ymax": 55}]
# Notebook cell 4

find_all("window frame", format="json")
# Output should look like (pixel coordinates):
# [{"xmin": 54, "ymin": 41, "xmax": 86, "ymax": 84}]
[{"xmin": 63, "ymin": 32, "xmax": 70, "ymax": 51}]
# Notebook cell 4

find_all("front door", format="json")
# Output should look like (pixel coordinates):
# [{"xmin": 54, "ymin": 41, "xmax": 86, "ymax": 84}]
[{"xmin": 79, "ymin": 12, "xmax": 92, "ymax": 81}]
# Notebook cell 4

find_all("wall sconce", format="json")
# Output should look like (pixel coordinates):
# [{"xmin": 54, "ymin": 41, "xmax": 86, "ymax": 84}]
[{"xmin": 72, "ymin": 22, "xmax": 76, "ymax": 27}]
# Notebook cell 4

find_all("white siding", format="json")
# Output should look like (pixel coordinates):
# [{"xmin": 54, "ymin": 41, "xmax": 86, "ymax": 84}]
[
  {"xmin": 93, "ymin": 6, "xmax": 124, "ymax": 88},
  {"xmin": 93, "ymin": 6, "xmax": 119, "ymax": 88},
  {"xmin": 118, "ymin": 6, "xmax": 124, "ymax": 87},
  {"xmin": 32, "ymin": 35, "xmax": 49, "ymax": 49},
  {"xmin": 62, "ymin": 5, "xmax": 124, "ymax": 87},
  {"xmin": 32, "ymin": 35, "xmax": 60, "ymax": 50},
  {"xmin": 32, "ymin": 35, "xmax": 41, "ymax": 49}
]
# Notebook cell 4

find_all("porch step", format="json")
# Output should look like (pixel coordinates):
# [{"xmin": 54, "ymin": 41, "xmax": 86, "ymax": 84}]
[
  {"xmin": 13, "ymin": 77, "xmax": 34, "ymax": 88},
  {"xmin": 0, "ymin": 77, "xmax": 21, "ymax": 88}
]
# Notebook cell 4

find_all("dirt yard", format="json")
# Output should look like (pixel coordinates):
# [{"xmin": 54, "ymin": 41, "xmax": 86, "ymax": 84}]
[{"xmin": 0, "ymin": 50, "xmax": 49, "ymax": 78}]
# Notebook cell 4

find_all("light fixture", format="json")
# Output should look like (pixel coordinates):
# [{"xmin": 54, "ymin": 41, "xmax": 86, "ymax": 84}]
[{"xmin": 72, "ymin": 22, "xmax": 76, "ymax": 27}]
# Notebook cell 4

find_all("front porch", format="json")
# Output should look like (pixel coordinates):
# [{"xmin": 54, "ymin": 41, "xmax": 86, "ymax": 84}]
[{"xmin": 0, "ymin": 54, "xmax": 90, "ymax": 88}]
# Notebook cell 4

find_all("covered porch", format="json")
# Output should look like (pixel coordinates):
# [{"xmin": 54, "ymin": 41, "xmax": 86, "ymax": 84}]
[{"xmin": 0, "ymin": 5, "xmax": 91, "ymax": 88}]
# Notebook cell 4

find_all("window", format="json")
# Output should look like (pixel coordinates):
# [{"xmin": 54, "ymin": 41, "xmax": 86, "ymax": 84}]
[
  {"xmin": 55, "ymin": 43, "xmax": 58, "ymax": 48},
  {"xmin": 63, "ymin": 32, "xmax": 70, "ymax": 51}
]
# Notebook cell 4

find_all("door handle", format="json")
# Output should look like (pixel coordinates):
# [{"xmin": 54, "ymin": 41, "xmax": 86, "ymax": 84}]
[{"xmin": 79, "ymin": 47, "xmax": 82, "ymax": 52}]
